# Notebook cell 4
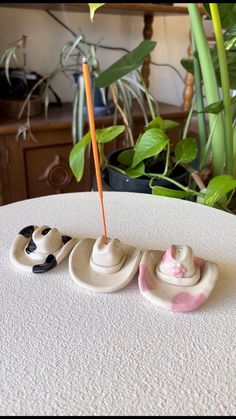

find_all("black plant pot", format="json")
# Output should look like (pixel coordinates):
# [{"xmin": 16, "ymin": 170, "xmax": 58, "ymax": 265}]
[
  {"xmin": 102, "ymin": 148, "xmax": 189, "ymax": 194},
  {"xmin": 73, "ymin": 73, "xmax": 114, "ymax": 116}
]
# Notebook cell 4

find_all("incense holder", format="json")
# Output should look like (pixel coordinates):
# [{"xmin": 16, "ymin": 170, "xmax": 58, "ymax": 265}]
[
  {"xmin": 138, "ymin": 245, "xmax": 219, "ymax": 312},
  {"xmin": 69, "ymin": 236, "xmax": 142, "ymax": 293},
  {"xmin": 10, "ymin": 225, "xmax": 76, "ymax": 273}
]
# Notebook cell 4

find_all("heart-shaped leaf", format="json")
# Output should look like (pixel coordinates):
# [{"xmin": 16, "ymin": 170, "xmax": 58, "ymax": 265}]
[
  {"xmin": 96, "ymin": 125, "xmax": 125, "ymax": 143},
  {"xmin": 69, "ymin": 131, "xmax": 91, "ymax": 182},
  {"xmin": 95, "ymin": 40, "xmax": 157, "ymax": 87},
  {"xmin": 175, "ymin": 137, "xmax": 198, "ymax": 164},
  {"xmin": 204, "ymin": 175, "xmax": 236, "ymax": 206},
  {"xmin": 145, "ymin": 116, "xmax": 164, "ymax": 130},
  {"xmin": 125, "ymin": 162, "xmax": 145, "ymax": 178},
  {"xmin": 152, "ymin": 185, "xmax": 195, "ymax": 199},
  {"xmin": 145, "ymin": 117, "xmax": 179, "ymax": 132},
  {"xmin": 131, "ymin": 128, "xmax": 168, "ymax": 168},
  {"xmin": 118, "ymin": 149, "xmax": 135, "ymax": 167},
  {"xmin": 162, "ymin": 119, "xmax": 180, "ymax": 131}
]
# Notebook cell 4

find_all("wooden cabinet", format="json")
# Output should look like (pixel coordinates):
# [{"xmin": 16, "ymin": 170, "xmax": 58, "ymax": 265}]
[
  {"xmin": 0, "ymin": 102, "xmax": 188, "ymax": 205},
  {"xmin": 3, "ymin": 129, "xmax": 91, "ymax": 204},
  {"xmin": 0, "ymin": 105, "xmax": 91, "ymax": 205}
]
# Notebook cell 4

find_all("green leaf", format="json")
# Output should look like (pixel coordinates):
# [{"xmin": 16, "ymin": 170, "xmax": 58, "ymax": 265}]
[
  {"xmin": 194, "ymin": 100, "xmax": 224, "ymax": 115},
  {"xmin": 182, "ymin": 48, "xmax": 236, "ymax": 90},
  {"xmin": 204, "ymin": 4, "xmax": 236, "ymax": 30},
  {"xmin": 162, "ymin": 120, "xmax": 180, "ymax": 131},
  {"xmin": 224, "ymin": 25, "xmax": 236, "ymax": 50},
  {"xmin": 69, "ymin": 131, "xmax": 91, "ymax": 182},
  {"xmin": 181, "ymin": 57, "xmax": 194, "ymax": 75},
  {"xmin": 151, "ymin": 185, "xmax": 194, "ymax": 199},
  {"xmin": 204, "ymin": 175, "xmax": 236, "ymax": 206},
  {"xmin": 211, "ymin": 48, "xmax": 236, "ymax": 89},
  {"xmin": 117, "ymin": 149, "xmax": 135, "ymax": 167},
  {"xmin": 145, "ymin": 116, "xmax": 164, "ymax": 130},
  {"xmin": 95, "ymin": 40, "xmax": 157, "ymax": 87},
  {"xmin": 131, "ymin": 128, "xmax": 168, "ymax": 168},
  {"xmin": 193, "ymin": 96, "xmax": 236, "ymax": 116},
  {"xmin": 175, "ymin": 137, "xmax": 198, "ymax": 164},
  {"xmin": 125, "ymin": 162, "xmax": 145, "ymax": 178},
  {"xmin": 88, "ymin": 3, "xmax": 105, "ymax": 22},
  {"xmin": 96, "ymin": 125, "xmax": 125, "ymax": 143},
  {"xmin": 146, "ymin": 116, "xmax": 179, "ymax": 131}
]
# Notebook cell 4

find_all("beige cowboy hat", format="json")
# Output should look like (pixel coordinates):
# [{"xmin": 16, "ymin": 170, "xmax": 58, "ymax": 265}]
[{"xmin": 69, "ymin": 236, "xmax": 142, "ymax": 293}]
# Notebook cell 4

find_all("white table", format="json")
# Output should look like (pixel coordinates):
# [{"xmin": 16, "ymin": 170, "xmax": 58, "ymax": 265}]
[{"xmin": 0, "ymin": 192, "xmax": 236, "ymax": 416}]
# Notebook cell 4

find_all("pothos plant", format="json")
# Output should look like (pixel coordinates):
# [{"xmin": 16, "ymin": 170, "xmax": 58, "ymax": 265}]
[{"xmin": 69, "ymin": 116, "xmax": 201, "ymax": 198}]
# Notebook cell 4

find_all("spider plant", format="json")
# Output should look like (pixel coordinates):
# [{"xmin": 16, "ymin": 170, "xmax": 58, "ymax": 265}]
[{"xmin": 0, "ymin": 27, "xmax": 157, "ymax": 148}]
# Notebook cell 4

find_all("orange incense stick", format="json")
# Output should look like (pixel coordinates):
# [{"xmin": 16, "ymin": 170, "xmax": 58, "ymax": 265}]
[{"xmin": 82, "ymin": 58, "xmax": 108, "ymax": 244}]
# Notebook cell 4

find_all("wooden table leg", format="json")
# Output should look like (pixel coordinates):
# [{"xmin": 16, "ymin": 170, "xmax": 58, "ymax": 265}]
[
  {"xmin": 142, "ymin": 13, "xmax": 154, "ymax": 88},
  {"xmin": 182, "ymin": 30, "xmax": 195, "ymax": 111}
]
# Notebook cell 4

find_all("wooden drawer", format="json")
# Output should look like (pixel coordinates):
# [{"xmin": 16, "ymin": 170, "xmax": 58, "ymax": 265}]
[{"xmin": 5, "ymin": 129, "xmax": 91, "ymax": 204}]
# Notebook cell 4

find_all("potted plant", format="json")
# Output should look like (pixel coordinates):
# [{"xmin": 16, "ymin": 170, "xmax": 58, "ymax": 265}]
[
  {"xmin": 0, "ymin": 11, "xmax": 157, "ymax": 147},
  {"xmin": 69, "ymin": 113, "xmax": 200, "ymax": 197},
  {"xmin": 69, "ymin": 3, "xmax": 236, "ymax": 214}
]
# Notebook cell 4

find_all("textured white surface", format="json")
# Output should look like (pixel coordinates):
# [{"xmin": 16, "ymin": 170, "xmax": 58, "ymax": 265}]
[{"xmin": 1, "ymin": 192, "xmax": 236, "ymax": 416}]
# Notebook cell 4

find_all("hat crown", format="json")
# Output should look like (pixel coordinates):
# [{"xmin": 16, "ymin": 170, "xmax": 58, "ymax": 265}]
[
  {"xmin": 32, "ymin": 226, "xmax": 62, "ymax": 254},
  {"xmin": 91, "ymin": 237, "xmax": 124, "ymax": 268},
  {"xmin": 156, "ymin": 245, "xmax": 201, "ymax": 286}
]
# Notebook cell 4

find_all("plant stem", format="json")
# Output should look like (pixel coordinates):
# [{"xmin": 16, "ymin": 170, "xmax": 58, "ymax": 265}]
[
  {"xmin": 191, "ymin": 32, "xmax": 208, "ymax": 160},
  {"xmin": 163, "ymin": 142, "xmax": 170, "ymax": 176},
  {"xmin": 199, "ymin": 115, "xmax": 218, "ymax": 170},
  {"xmin": 210, "ymin": 3, "xmax": 233, "ymax": 175},
  {"xmin": 188, "ymin": 3, "xmax": 226, "ymax": 176},
  {"xmin": 139, "ymin": 73, "xmax": 156, "ymax": 120},
  {"xmin": 149, "ymin": 174, "xmax": 203, "ymax": 197},
  {"xmin": 182, "ymin": 95, "xmax": 196, "ymax": 139},
  {"xmin": 110, "ymin": 83, "xmax": 134, "ymax": 146}
]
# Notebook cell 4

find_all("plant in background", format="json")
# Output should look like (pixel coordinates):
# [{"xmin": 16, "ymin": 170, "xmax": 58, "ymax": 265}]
[
  {"xmin": 69, "ymin": 2, "xmax": 236, "ymax": 213},
  {"xmin": 69, "ymin": 115, "xmax": 201, "ymax": 199},
  {"xmin": 0, "ymin": 32, "xmax": 107, "ymax": 143},
  {"xmin": 180, "ymin": 3, "xmax": 236, "ymax": 211},
  {"xmin": 0, "ymin": 28, "xmax": 157, "ymax": 148}
]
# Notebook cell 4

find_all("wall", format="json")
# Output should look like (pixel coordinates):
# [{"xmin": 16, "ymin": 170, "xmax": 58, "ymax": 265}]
[{"xmin": 0, "ymin": 5, "xmax": 190, "ymax": 107}]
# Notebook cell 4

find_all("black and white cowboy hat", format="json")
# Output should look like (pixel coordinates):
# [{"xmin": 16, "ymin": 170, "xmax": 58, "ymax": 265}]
[{"xmin": 10, "ymin": 225, "xmax": 76, "ymax": 273}]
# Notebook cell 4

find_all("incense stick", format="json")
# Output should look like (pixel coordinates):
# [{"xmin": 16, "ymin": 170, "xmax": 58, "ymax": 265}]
[{"xmin": 82, "ymin": 58, "xmax": 108, "ymax": 244}]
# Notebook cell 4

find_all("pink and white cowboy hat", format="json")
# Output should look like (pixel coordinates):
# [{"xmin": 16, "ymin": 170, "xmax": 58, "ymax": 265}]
[{"xmin": 138, "ymin": 245, "xmax": 219, "ymax": 313}]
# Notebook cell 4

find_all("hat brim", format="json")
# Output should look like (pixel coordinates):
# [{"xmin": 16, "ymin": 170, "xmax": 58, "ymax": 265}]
[
  {"xmin": 10, "ymin": 225, "xmax": 76, "ymax": 273},
  {"xmin": 138, "ymin": 250, "xmax": 219, "ymax": 312},
  {"xmin": 69, "ymin": 238, "xmax": 142, "ymax": 293}
]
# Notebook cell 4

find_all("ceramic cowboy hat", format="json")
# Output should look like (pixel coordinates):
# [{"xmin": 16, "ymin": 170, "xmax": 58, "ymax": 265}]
[
  {"xmin": 138, "ymin": 245, "xmax": 219, "ymax": 313},
  {"xmin": 10, "ymin": 225, "xmax": 77, "ymax": 273},
  {"xmin": 69, "ymin": 236, "xmax": 142, "ymax": 293}
]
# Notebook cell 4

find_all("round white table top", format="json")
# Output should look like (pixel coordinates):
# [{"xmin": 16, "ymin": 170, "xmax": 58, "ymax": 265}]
[{"xmin": 1, "ymin": 192, "xmax": 236, "ymax": 416}]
